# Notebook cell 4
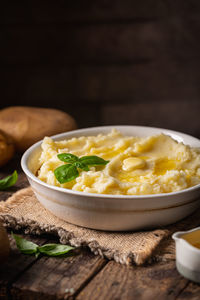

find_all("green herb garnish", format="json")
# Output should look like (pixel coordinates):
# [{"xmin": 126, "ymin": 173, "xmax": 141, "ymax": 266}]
[
  {"xmin": 54, "ymin": 164, "xmax": 79, "ymax": 184},
  {"xmin": 38, "ymin": 244, "xmax": 74, "ymax": 256},
  {"xmin": 0, "ymin": 170, "xmax": 18, "ymax": 190},
  {"xmin": 12, "ymin": 233, "xmax": 74, "ymax": 257},
  {"xmin": 54, "ymin": 153, "xmax": 109, "ymax": 184},
  {"xmin": 12, "ymin": 232, "xmax": 39, "ymax": 256}
]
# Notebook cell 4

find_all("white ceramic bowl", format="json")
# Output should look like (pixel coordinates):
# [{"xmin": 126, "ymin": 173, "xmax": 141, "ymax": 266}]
[
  {"xmin": 21, "ymin": 126, "xmax": 200, "ymax": 231},
  {"xmin": 173, "ymin": 227, "xmax": 200, "ymax": 283}
]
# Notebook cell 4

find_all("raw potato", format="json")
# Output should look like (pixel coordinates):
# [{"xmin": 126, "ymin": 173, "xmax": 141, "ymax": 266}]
[
  {"xmin": 0, "ymin": 221, "xmax": 10, "ymax": 262},
  {"xmin": 0, "ymin": 129, "xmax": 15, "ymax": 167},
  {"xmin": 0, "ymin": 107, "xmax": 77, "ymax": 151}
]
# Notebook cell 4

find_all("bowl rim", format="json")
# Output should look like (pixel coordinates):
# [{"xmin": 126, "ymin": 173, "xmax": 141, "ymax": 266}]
[{"xmin": 21, "ymin": 125, "xmax": 200, "ymax": 200}]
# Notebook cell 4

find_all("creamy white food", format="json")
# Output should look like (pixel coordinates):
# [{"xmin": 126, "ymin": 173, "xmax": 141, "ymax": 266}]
[{"xmin": 37, "ymin": 129, "xmax": 200, "ymax": 195}]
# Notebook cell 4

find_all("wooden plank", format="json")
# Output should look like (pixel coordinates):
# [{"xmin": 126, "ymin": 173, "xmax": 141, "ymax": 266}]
[
  {"xmin": 165, "ymin": 0, "xmax": 200, "ymax": 18},
  {"xmin": 65, "ymin": 103, "xmax": 101, "ymax": 129},
  {"xmin": 2, "ymin": 0, "xmax": 200, "ymax": 25},
  {"xmin": 166, "ymin": 16, "xmax": 200, "ymax": 60},
  {"xmin": 101, "ymin": 99, "xmax": 200, "ymax": 138},
  {"xmin": 0, "ymin": 22, "xmax": 166, "ymax": 65},
  {"xmin": 76, "ymin": 260, "xmax": 189, "ymax": 300},
  {"xmin": 1, "ymin": 17, "xmax": 200, "ymax": 65},
  {"xmin": 177, "ymin": 281, "xmax": 200, "ymax": 299},
  {"xmin": 11, "ymin": 249, "xmax": 107, "ymax": 300},
  {"xmin": 1, "ymin": 60, "xmax": 200, "ymax": 104},
  {"xmin": 1, "ymin": 0, "xmax": 166, "ymax": 25},
  {"xmin": 0, "ymin": 234, "xmax": 48, "ymax": 299}
]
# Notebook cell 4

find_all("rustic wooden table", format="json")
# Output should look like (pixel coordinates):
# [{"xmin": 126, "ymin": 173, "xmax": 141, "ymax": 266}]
[{"xmin": 1, "ymin": 155, "xmax": 200, "ymax": 300}]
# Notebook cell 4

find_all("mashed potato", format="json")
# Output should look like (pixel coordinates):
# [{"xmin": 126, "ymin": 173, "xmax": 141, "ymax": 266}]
[{"xmin": 37, "ymin": 129, "xmax": 200, "ymax": 195}]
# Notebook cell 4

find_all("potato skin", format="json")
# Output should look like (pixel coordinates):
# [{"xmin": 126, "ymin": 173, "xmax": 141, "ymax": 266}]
[
  {"xmin": 0, "ymin": 107, "xmax": 77, "ymax": 151},
  {"xmin": 0, "ymin": 130, "xmax": 15, "ymax": 167},
  {"xmin": 0, "ymin": 222, "xmax": 10, "ymax": 262}
]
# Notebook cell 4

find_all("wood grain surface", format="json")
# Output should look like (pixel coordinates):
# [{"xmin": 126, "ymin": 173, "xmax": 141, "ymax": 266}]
[
  {"xmin": 0, "ymin": 235, "xmax": 48, "ymax": 299},
  {"xmin": 11, "ymin": 249, "xmax": 106, "ymax": 300},
  {"xmin": 0, "ymin": 0, "xmax": 169, "ymax": 24},
  {"xmin": 77, "ymin": 261, "xmax": 188, "ymax": 300}
]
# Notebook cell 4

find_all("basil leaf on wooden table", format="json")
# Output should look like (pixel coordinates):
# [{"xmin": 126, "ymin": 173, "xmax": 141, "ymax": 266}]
[
  {"xmin": 0, "ymin": 170, "xmax": 18, "ymax": 190},
  {"xmin": 12, "ymin": 233, "xmax": 75, "ymax": 257},
  {"xmin": 12, "ymin": 233, "xmax": 39, "ymax": 256},
  {"xmin": 54, "ymin": 153, "xmax": 109, "ymax": 184},
  {"xmin": 38, "ymin": 244, "xmax": 74, "ymax": 256}
]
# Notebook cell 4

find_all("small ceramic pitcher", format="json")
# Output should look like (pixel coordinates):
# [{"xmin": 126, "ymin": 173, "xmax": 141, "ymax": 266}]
[{"xmin": 173, "ymin": 227, "xmax": 200, "ymax": 283}]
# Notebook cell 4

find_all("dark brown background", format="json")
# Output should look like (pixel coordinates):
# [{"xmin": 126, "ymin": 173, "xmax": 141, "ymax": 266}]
[{"xmin": 1, "ymin": 1, "xmax": 200, "ymax": 136}]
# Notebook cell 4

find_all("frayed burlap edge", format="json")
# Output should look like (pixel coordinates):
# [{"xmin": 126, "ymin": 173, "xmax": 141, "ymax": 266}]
[{"xmin": 0, "ymin": 213, "xmax": 168, "ymax": 266}]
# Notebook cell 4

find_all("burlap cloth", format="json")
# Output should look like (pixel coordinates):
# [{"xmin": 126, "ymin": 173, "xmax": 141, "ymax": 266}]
[{"xmin": 0, "ymin": 187, "xmax": 200, "ymax": 265}]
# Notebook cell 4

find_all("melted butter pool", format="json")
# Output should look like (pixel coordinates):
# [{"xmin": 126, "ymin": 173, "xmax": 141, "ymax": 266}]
[{"xmin": 182, "ymin": 230, "xmax": 200, "ymax": 249}]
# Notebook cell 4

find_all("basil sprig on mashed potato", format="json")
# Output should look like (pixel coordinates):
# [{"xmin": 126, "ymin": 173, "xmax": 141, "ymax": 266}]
[{"xmin": 54, "ymin": 153, "xmax": 109, "ymax": 183}]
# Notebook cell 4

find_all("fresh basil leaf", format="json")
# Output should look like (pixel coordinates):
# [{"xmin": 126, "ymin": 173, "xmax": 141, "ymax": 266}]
[
  {"xmin": 57, "ymin": 153, "xmax": 79, "ymax": 163},
  {"xmin": 12, "ymin": 234, "xmax": 75, "ymax": 258},
  {"xmin": 0, "ymin": 170, "xmax": 18, "ymax": 190},
  {"xmin": 74, "ymin": 161, "xmax": 90, "ymax": 171},
  {"xmin": 54, "ymin": 164, "xmax": 79, "ymax": 183},
  {"xmin": 12, "ymin": 233, "xmax": 39, "ymax": 256},
  {"xmin": 79, "ymin": 156, "xmax": 109, "ymax": 166},
  {"xmin": 38, "ymin": 243, "xmax": 74, "ymax": 256}
]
